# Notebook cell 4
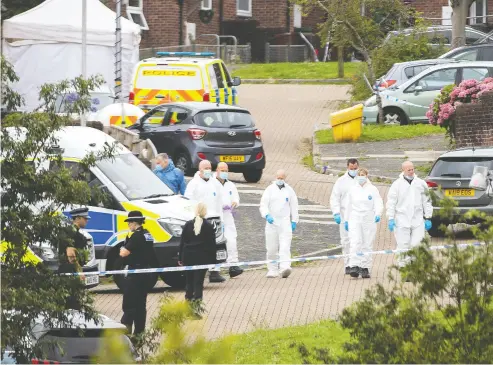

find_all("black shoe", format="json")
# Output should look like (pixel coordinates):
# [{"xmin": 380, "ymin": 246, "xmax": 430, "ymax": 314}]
[
  {"xmin": 229, "ymin": 266, "xmax": 244, "ymax": 278},
  {"xmin": 361, "ymin": 268, "xmax": 370, "ymax": 279},
  {"xmin": 345, "ymin": 266, "xmax": 351, "ymax": 275},
  {"xmin": 209, "ymin": 271, "xmax": 226, "ymax": 283},
  {"xmin": 350, "ymin": 266, "xmax": 360, "ymax": 278}
]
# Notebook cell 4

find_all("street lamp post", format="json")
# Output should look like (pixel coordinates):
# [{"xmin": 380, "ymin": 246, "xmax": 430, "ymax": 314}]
[{"xmin": 81, "ymin": 0, "xmax": 87, "ymax": 127}]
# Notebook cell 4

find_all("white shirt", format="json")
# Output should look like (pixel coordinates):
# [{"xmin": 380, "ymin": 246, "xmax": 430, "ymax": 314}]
[
  {"xmin": 345, "ymin": 181, "xmax": 383, "ymax": 219},
  {"xmin": 330, "ymin": 171, "xmax": 358, "ymax": 220},
  {"xmin": 184, "ymin": 172, "xmax": 223, "ymax": 219},
  {"xmin": 260, "ymin": 182, "xmax": 299, "ymax": 222}
]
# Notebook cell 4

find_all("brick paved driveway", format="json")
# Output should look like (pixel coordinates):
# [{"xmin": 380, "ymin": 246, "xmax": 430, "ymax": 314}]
[{"xmin": 93, "ymin": 84, "xmax": 454, "ymax": 340}]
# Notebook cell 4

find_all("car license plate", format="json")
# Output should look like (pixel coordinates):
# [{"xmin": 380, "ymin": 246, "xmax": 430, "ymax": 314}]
[
  {"xmin": 444, "ymin": 189, "xmax": 475, "ymax": 197},
  {"xmin": 216, "ymin": 250, "xmax": 227, "ymax": 261},
  {"xmin": 219, "ymin": 155, "xmax": 245, "ymax": 163},
  {"xmin": 85, "ymin": 275, "xmax": 99, "ymax": 286}
]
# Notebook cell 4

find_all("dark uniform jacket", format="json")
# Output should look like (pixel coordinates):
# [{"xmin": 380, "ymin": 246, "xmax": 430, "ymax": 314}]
[
  {"xmin": 179, "ymin": 219, "xmax": 217, "ymax": 266},
  {"xmin": 58, "ymin": 225, "xmax": 89, "ymax": 273},
  {"xmin": 123, "ymin": 227, "xmax": 157, "ymax": 269}
]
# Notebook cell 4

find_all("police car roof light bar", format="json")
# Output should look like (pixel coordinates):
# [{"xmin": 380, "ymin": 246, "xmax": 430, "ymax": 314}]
[{"xmin": 156, "ymin": 52, "xmax": 215, "ymax": 58}]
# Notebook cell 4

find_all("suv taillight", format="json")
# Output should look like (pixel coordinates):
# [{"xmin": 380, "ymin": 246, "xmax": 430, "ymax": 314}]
[
  {"xmin": 187, "ymin": 128, "xmax": 207, "ymax": 140},
  {"xmin": 203, "ymin": 93, "xmax": 210, "ymax": 102},
  {"xmin": 254, "ymin": 129, "xmax": 261, "ymax": 140},
  {"xmin": 426, "ymin": 180, "xmax": 438, "ymax": 188},
  {"xmin": 129, "ymin": 91, "xmax": 135, "ymax": 104}
]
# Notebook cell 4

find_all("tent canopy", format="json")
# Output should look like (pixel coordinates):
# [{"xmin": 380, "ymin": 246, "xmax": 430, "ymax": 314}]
[{"xmin": 3, "ymin": 0, "xmax": 141, "ymax": 49}]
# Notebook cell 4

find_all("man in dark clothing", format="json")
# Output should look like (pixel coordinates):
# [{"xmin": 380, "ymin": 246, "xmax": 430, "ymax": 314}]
[{"xmin": 119, "ymin": 211, "xmax": 156, "ymax": 336}]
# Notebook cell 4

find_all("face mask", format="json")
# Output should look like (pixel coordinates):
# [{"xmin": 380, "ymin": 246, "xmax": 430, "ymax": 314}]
[
  {"xmin": 219, "ymin": 172, "xmax": 229, "ymax": 180},
  {"xmin": 155, "ymin": 164, "xmax": 163, "ymax": 171},
  {"xmin": 203, "ymin": 169, "xmax": 212, "ymax": 179},
  {"xmin": 348, "ymin": 170, "xmax": 357, "ymax": 177},
  {"xmin": 356, "ymin": 176, "xmax": 367, "ymax": 185},
  {"xmin": 276, "ymin": 179, "xmax": 285, "ymax": 186},
  {"xmin": 404, "ymin": 174, "xmax": 414, "ymax": 181}
]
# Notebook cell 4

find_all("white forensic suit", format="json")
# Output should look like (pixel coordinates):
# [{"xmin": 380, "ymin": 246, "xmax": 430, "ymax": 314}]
[
  {"xmin": 386, "ymin": 173, "xmax": 433, "ymax": 267},
  {"xmin": 184, "ymin": 172, "xmax": 223, "ymax": 272},
  {"xmin": 345, "ymin": 181, "xmax": 383, "ymax": 270},
  {"xmin": 259, "ymin": 182, "xmax": 299, "ymax": 274},
  {"xmin": 215, "ymin": 177, "xmax": 240, "ymax": 263},
  {"xmin": 330, "ymin": 172, "xmax": 358, "ymax": 268}
]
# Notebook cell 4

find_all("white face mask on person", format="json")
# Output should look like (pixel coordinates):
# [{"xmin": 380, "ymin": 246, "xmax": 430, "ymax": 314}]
[
  {"xmin": 276, "ymin": 179, "xmax": 285, "ymax": 186},
  {"xmin": 356, "ymin": 176, "xmax": 367, "ymax": 185},
  {"xmin": 203, "ymin": 169, "xmax": 212, "ymax": 179},
  {"xmin": 404, "ymin": 174, "xmax": 415, "ymax": 181},
  {"xmin": 348, "ymin": 170, "xmax": 357, "ymax": 177}
]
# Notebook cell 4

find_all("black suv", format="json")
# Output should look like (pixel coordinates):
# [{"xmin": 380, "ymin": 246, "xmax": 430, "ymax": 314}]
[{"xmin": 129, "ymin": 102, "xmax": 266, "ymax": 182}]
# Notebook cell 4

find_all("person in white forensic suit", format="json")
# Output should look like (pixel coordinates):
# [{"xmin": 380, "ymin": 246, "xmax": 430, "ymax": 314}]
[
  {"xmin": 330, "ymin": 158, "xmax": 360, "ymax": 275},
  {"xmin": 386, "ymin": 160, "xmax": 433, "ymax": 271},
  {"xmin": 260, "ymin": 169, "xmax": 299, "ymax": 279},
  {"xmin": 184, "ymin": 160, "xmax": 225, "ymax": 283},
  {"xmin": 215, "ymin": 162, "xmax": 243, "ymax": 278},
  {"xmin": 344, "ymin": 168, "xmax": 383, "ymax": 279}
]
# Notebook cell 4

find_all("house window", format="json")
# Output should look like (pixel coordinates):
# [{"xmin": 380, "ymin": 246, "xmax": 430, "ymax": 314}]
[
  {"xmin": 201, "ymin": 0, "xmax": 212, "ymax": 10},
  {"xmin": 237, "ymin": 0, "xmax": 252, "ymax": 17},
  {"xmin": 127, "ymin": 0, "xmax": 149, "ymax": 30},
  {"xmin": 469, "ymin": 0, "xmax": 486, "ymax": 25}
]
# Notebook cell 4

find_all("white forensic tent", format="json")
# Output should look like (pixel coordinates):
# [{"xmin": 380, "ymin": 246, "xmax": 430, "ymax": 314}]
[{"xmin": 2, "ymin": 0, "xmax": 141, "ymax": 111}]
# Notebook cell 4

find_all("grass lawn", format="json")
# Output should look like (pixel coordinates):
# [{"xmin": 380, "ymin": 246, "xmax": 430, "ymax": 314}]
[
  {"xmin": 222, "ymin": 320, "xmax": 349, "ymax": 364},
  {"xmin": 232, "ymin": 62, "xmax": 358, "ymax": 80},
  {"xmin": 316, "ymin": 124, "xmax": 445, "ymax": 144}
]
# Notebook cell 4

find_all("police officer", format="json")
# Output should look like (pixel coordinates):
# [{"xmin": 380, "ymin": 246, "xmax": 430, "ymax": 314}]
[
  {"xmin": 119, "ymin": 211, "xmax": 156, "ymax": 336},
  {"xmin": 58, "ymin": 207, "xmax": 91, "ymax": 310}
]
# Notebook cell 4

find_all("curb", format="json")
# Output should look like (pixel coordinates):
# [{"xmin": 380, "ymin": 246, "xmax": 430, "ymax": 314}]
[{"xmin": 242, "ymin": 78, "xmax": 350, "ymax": 84}]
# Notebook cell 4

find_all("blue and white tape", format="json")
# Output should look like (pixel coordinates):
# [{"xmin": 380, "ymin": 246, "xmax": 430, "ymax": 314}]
[
  {"xmin": 64, "ymin": 242, "xmax": 484, "ymax": 276},
  {"xmin": 384, "ymin": 95, "xmax": 429, "ymax": 109}
]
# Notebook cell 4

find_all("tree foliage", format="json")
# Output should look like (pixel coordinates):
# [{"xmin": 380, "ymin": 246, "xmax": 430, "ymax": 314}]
[
  {"xmin": 1, "ymin": 0, "xmax": 44, "ymax": 20},
  {"xmin": 1, "ymin": 56, "xmax": 115, "ymax": 363},
  {"xmin": 302, "ymin": 197, "xmax": 493, "ymax": 363}
]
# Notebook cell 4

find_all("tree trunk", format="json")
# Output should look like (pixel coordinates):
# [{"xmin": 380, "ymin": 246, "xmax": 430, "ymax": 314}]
[
  {"xmin": 337, "ymin": 47, "xmax": 344, "ymax": 78},
  {"xmin": 365, "ymin": 57, "xmax": 384, "ymax": 124},
  {"xmin": 451, "ymin": 0, "xmax": 474, "ymax": 49}
]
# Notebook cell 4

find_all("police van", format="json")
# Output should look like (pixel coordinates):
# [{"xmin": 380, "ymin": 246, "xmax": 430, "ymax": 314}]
[
  {"xmin": 130, "ymin": 52, "xmax": 241, "ymax": 112},
  {"xmin": 5, "ymin": 126, "xmax": 228, "ymax": 290}
]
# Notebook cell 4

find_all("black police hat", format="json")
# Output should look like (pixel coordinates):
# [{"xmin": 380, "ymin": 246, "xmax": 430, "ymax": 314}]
[
  {"xmin": 70, "ymin": 207, "xmax": 91, "ymax": 219},
  {"xmin": 124, "ymin": 210, "xmax": 146, "ymax": 223}
]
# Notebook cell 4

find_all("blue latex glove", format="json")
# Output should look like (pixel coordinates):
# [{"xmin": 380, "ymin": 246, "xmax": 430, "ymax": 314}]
[
  {"xmin": 291, "ymin": 222, "xmax": 297, "ymax": 231},
  {"xmin": 344, "ymin": 221, "xmax": 348, "ymax": 231},
  {"xmin": 334, "ymin": 213, "xmax": 341, "ymax": 225},
  {"xmin": 266, "ymin": 214, "xmax": 274, "ymax": 224},
  {"xmin": 375, "ymin": 215, "xmax": 381, "ymax": 223},
  {"xmin": 388, "ymin": 219, "xmax": 396, "ymax": 232},
  {"xmin": 425, "ymin": 219, "xmax": 432, "ymax": 231}
]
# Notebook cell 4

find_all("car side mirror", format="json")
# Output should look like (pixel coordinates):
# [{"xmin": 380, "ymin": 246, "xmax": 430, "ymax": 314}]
[
  {"xmin": 232, "ymin": 76, "xmax": 241, "ymax": 87},
  {"xmin": 414, "ymin": 85, "xmax": 424, "ymax": 94}
]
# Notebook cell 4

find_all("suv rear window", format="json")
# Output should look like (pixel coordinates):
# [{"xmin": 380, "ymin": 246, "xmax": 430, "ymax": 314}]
[
  {"xmin": 194, "ymin": 111, "xmax": 254, "ymax": 128},
  {"xmin": 430, "ymin": 157, "xmax": 493, "ymax": 178}
]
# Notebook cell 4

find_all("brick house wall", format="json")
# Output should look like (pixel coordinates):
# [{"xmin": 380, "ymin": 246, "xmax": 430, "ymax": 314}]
[
  {"xmin": 410, "ymin": 0, "xmax": 493, "ymax": 26},
  {"xmin": 454, "ymin": 91, "xmax": 493, "ymax": 148}
]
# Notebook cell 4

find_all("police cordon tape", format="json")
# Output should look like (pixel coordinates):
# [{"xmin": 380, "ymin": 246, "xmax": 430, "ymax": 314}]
[{"xmin": 64, "ymin": 242, "xmax": 484, "ymax": 276}]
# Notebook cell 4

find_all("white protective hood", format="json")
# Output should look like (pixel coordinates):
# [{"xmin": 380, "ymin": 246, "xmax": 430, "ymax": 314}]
[{"xmin": 2, "ymin": 0, "xmax": 141, "ymax": 111}]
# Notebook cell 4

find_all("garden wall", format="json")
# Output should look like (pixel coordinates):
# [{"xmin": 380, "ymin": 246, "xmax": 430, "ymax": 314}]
[{"xmin": 454, "ymin": 91, "xmax": 493, "ymax": 148}]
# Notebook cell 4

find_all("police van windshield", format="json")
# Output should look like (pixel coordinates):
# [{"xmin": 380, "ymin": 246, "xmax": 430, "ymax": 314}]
[
  {"xmin": 96, "ymin": 153, "xmax": 174, "ymax": 200},
  {"xmin": 136, "ymin": 66, "xmax": 203, "ymax": 90}
]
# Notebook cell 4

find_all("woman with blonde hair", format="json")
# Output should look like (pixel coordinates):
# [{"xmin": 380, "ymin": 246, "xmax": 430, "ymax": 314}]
[
  {"xmin": 344, "ymin": 168, "xmax": 383, "ymax": 279},
  {"xmin": 178, "ymin": 202, "xmax": 217, "ymax": 310}
]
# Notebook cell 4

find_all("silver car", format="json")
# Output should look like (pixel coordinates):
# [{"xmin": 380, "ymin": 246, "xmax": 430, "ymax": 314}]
[
  {"xmin": 363, "ymin": 61, "xmax": 493, "ymax": 125},
  {"xmin": 425, "ymin": 147, "xmax": 493, "ymax": 237}
]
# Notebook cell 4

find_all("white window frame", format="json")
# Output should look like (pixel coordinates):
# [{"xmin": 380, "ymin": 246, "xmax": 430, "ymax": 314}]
[
  {"xmin": 236, "ymin": 0, "xmax": 252, "ymax": 17},
  {"xmin": 201, "ymin": 0, "xmax": 212, "ymax": 10},
  {"xmin": 469, "ymin": 0, "xmax": 487, "ymax": 25},
  {"xmin": 126, "ymin": 0, "xmax": 149, "ymax": 31}
]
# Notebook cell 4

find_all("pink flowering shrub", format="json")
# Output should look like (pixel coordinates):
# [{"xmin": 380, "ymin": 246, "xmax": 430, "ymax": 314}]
[{"xmin": 427, "ymin": 77, "xmax": 493, "ymax": 139}]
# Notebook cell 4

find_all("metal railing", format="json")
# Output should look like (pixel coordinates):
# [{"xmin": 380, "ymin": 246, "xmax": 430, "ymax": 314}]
[{"xmin": 265, "ymin": 43, "xmax": 309, "ymax": 63}]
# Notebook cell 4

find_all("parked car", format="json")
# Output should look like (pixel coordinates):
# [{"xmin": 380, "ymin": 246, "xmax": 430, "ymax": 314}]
[
  {"xmin": 439, "ymin": 43, "xmax": 493, "ymax": 62},
  {"xmin": 363, "ymin": 61, "xmax": 493, "ymax": 125},
  {"xmin": 129, "ymin": 102, "xmax": 266, "ymax": 183},
  {"xmin": 425, "ymin": 147, "xmax": 493, "ymax": 237},
  {"xmin": 384, "ymin": 26, "xmax": 493, "ymax": 47},
  {"xmin": 1, "ymin": 311, "xmax": 138, "ymax": 364},
  {"xmin": 374, "ymin": 59, "xmax": 461, "ymax": 91}
]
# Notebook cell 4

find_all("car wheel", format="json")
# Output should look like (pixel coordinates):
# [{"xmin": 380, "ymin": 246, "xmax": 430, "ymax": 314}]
[
  {"xmin": 174, "ymin": 150, "xmax": 193, "ymax": 176},
  {"xmin": 112, "ymin": 257, "xmax": 158, "ymax": 292},
  {"xmin": 161, "ymin": 272, "xmax": 186, "ymax": 289},
  {"xmin": 243, "ymin": 169, "xmax": 263, "ymax": 183},
  {"xmin": 381, "ymin": 108, "xmax": 408, "ymax": 126}
]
